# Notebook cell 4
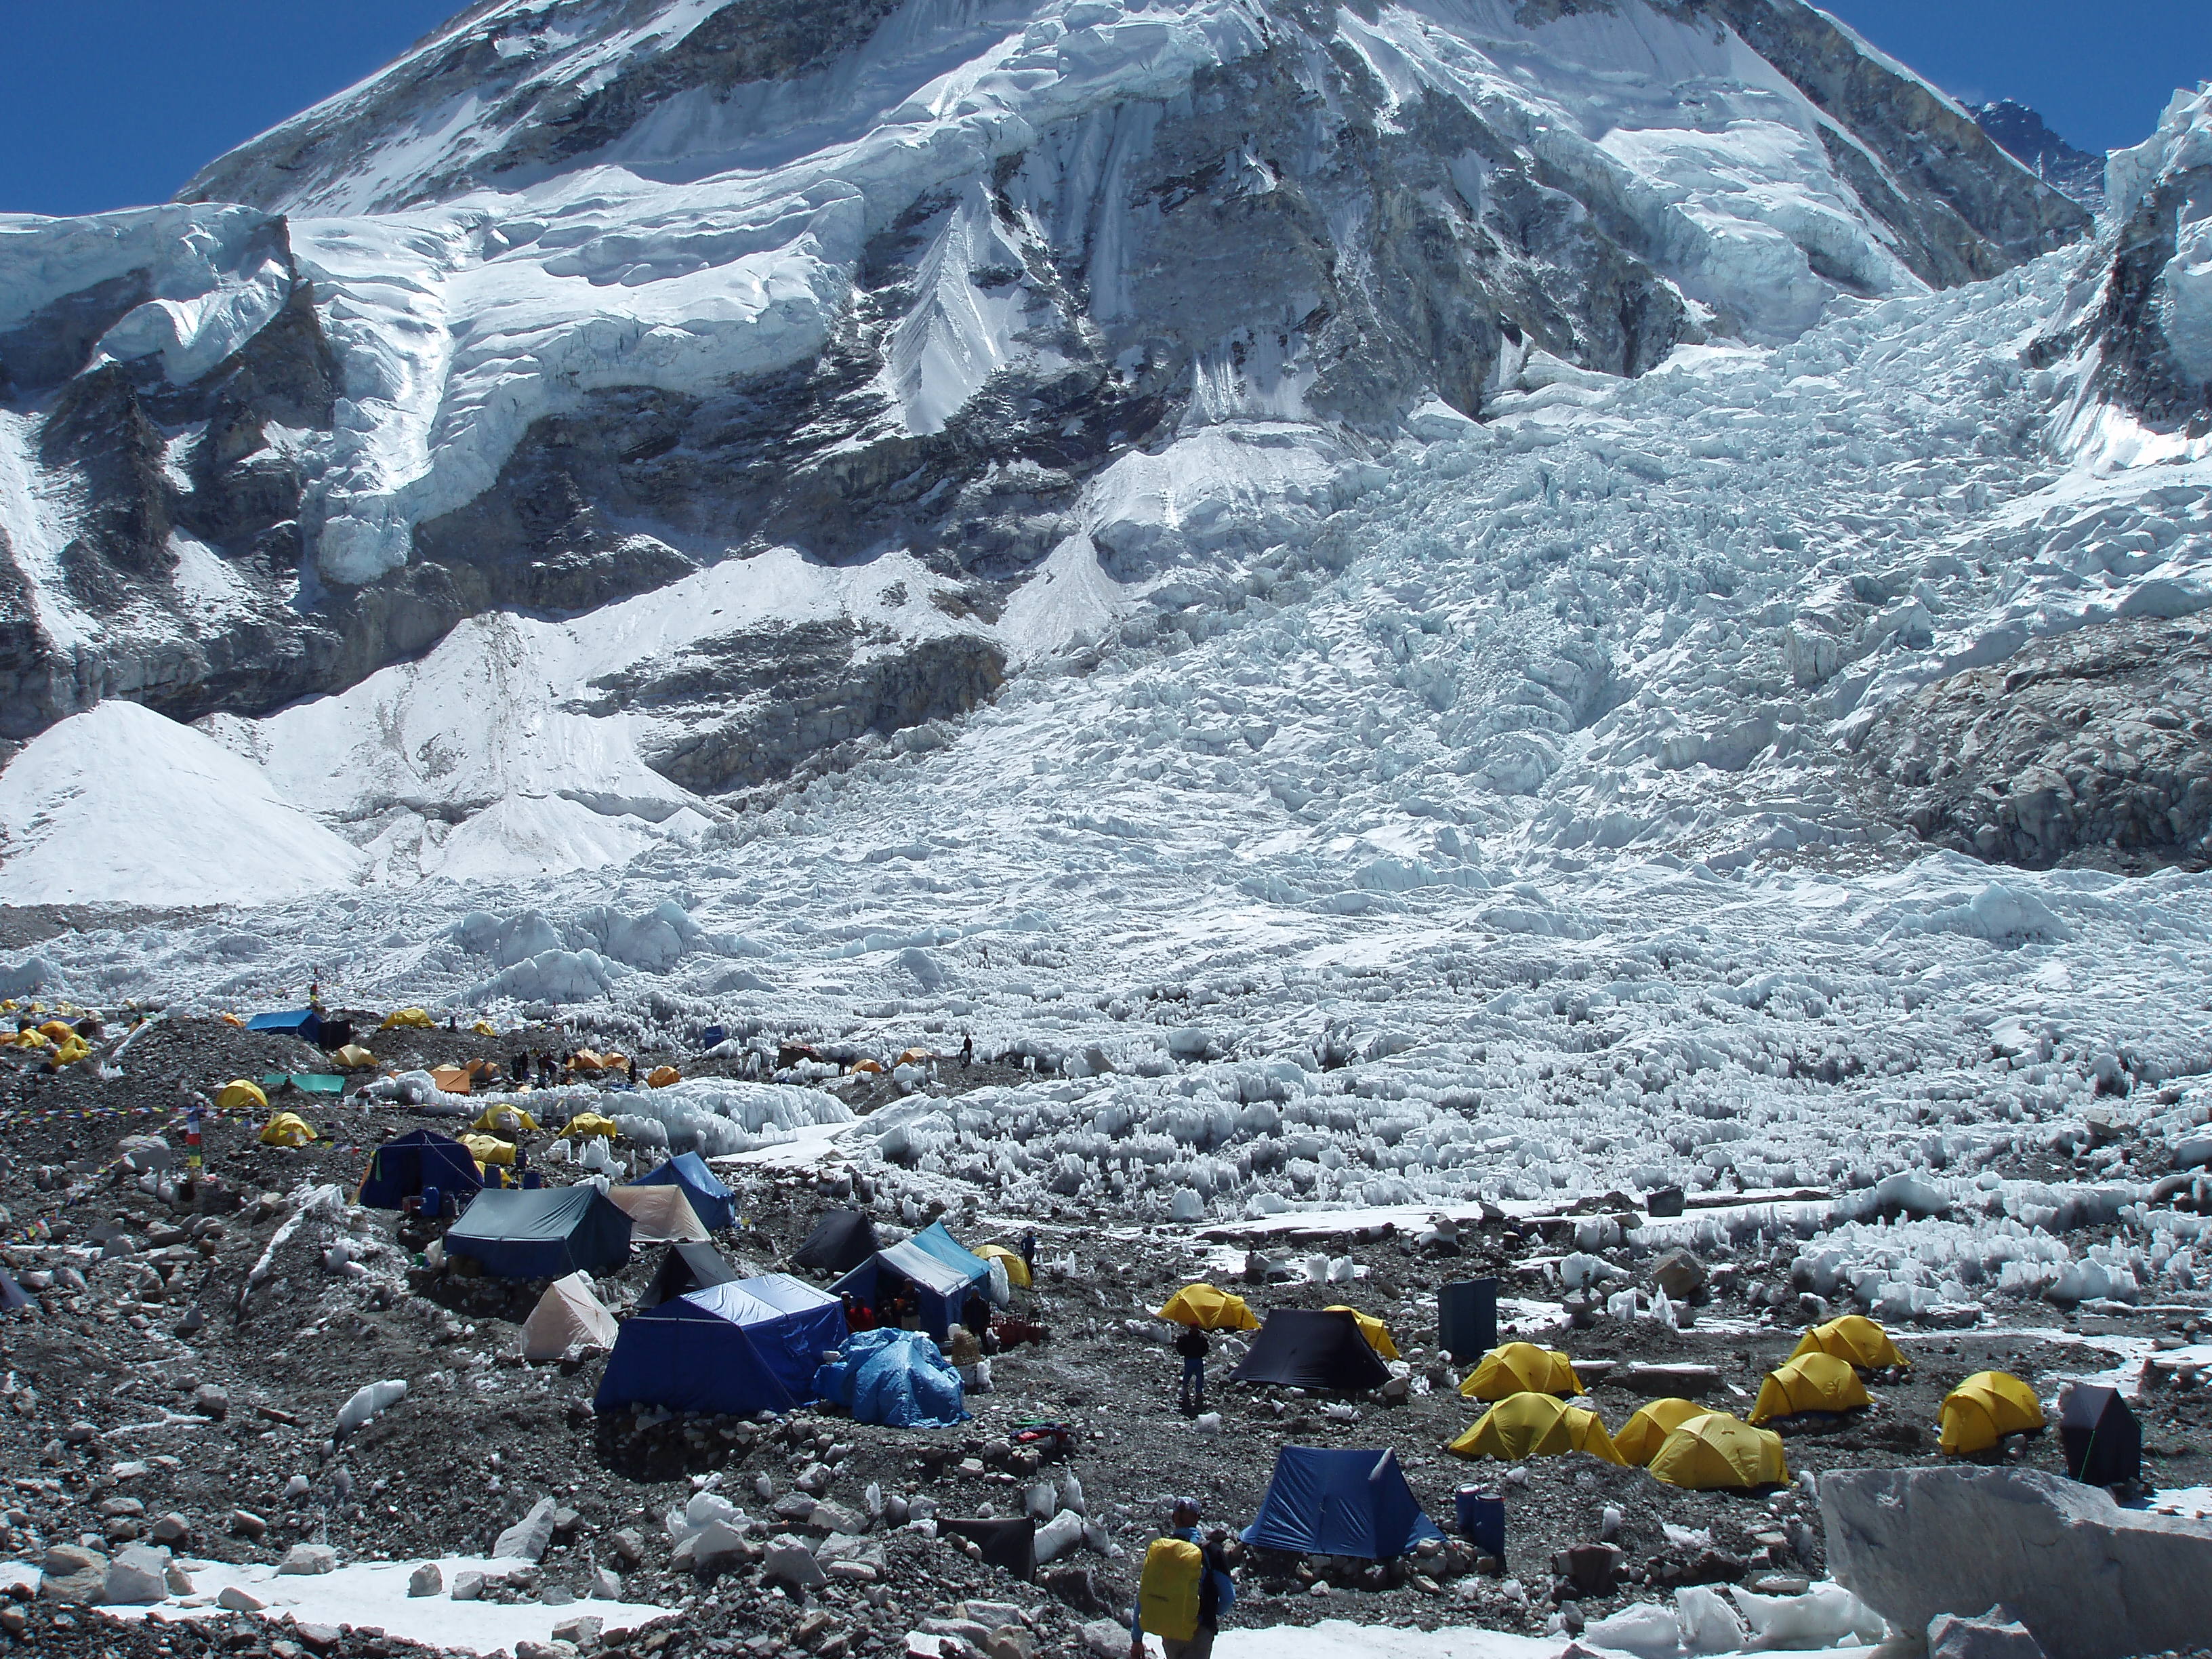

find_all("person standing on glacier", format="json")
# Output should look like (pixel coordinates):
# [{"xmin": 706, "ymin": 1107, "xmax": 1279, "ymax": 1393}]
[{"xmin": 1175, "ymin": 1324, "xmax": 1210, "ymax": 1415}]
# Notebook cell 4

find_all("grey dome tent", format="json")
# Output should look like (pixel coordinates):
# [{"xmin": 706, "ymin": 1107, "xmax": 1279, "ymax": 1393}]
[
  {"xmin": 639, "ymin": 1241, "xmax": 742, "ymax": 1310},
  {"xmin": 446, "ymin": 1185, "xmax": 632, "ymax": 1279},
  {"xmin": 793, "ymin": 1209, "xmax": 881, "ymax": 1275},
  {"xmin": 1229, "ymin": 1309, "xmax": 1392, "ymax": 1393},
  {"xmin": 630, "ymin": 1151, "xmax": 735, "ymax": 1231}
]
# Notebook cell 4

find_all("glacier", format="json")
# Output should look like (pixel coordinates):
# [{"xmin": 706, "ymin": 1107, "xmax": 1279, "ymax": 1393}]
[{"xmin": 3, "ymin": 4, "xmax": 2212, "ymax": 1343}]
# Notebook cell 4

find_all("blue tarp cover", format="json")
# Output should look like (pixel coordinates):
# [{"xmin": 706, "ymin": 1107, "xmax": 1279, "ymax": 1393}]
[
  {"xmin": 830, "ymin": 1221, "xmax": 990, "ymax": 1341},
  {"xmin": 632, "ymin": 1151, "xmax": 736, "ymax": 1231},
  {"xmin": 247, "ymin": 1009, "xmax": 322, "ymax": 1036},
  {"xmin": 447, "ymin": 1185, "xmax": 632, "ymax": 1279},
  {"xmin": 357, "ymin": 1128, "xmax": 483, "ymax": 1210},
  {"xmin": 813, "ymin": 1328, "xmax": 967, "ymax": 1428},
  {"xmin": 596, "ymin": 1273, "xmax": 844, "ymax": 1416},
  {"xmin": 1240, "ymin": 1447, "xmax": 1444, "ymax": 1559}
]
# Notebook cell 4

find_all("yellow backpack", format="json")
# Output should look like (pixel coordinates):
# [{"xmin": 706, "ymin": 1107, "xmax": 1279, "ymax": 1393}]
[{"xmin": 1139, "ymin": 1536, "xmax": 1204, "ymax": 1641}]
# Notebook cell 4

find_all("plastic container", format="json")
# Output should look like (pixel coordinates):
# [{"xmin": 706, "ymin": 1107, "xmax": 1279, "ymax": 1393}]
[{"xmin": 1456, "ymin": 1486, "xmax": 1505, "ymax": 1559}]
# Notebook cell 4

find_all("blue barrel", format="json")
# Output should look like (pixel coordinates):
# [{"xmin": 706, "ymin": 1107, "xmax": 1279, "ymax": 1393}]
[
  {"xmin": 421, "ymin": 1184, "xmax": 442, "ymax": 1218},
  {"xmin": 1456, "ymin": 1486, "xmax": 1505, "ymax": 1559},
  {"xmin": 521, "ymin": 1169, "xmax": 543, "ymax": 1189}
]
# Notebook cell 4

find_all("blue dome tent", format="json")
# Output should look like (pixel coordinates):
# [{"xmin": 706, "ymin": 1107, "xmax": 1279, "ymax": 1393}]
[{"xmin": 1241, "ymin": 1448, "xmax": 1444, "ymax": 1559}]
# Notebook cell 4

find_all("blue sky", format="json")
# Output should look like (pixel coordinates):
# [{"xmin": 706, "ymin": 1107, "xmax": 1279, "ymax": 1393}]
[{"xmin": 0, "ymin": 1, "xmax": 2208, "ymax": 216}]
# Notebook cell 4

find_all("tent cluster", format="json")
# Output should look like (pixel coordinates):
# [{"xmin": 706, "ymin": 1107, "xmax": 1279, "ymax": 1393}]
[
  {"xmin": 830, "ymin": 1221, "xmax": 998, "ymax": 1341},
  {"xmin": 1748, "ymin": 1317, "xmax": 1905, "ymax": 1426}
]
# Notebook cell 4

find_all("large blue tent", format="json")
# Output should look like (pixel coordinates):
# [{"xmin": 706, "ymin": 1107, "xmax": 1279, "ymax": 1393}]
[
  {"xmin": 596, "ymin": 1273, "xmax": 846, "ymax": 1416},
  {"xmin": 813, "ymin": 1328, "xmax": 967, "ymax": 1429},
  {"xmin": 630, "ymin": 1151, "xmax": 736, "ymax": 1231},
  {"xmin": 446, "ymin": 1186, "xmax": 632, "ymax": 1278},
  {"xmin": 830, "ymin": 1220, "xmax": 990, "ymax": 1340},
  {"xmin": 1240, "ymin": 1448, "xmax": 1443, "ymax": 1559},
  {"xmin": 357, "ymin": 1128, "xmax": 483, "ymax": 1210}
]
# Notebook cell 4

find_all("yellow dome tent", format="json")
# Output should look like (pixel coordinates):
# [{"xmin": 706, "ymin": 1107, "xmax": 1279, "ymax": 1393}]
[
  {"xmin": 51, "ymin": 1035, "xmax": 91, "ymax": 1065},
  {"xmin": 1615, "ymin": 1397, "xmax": 1711, "ymax": 1466},
  {"xmin": 381, "ymin": 1008, "xmax": 435, "ymax": 1030},
  {"xmin": 648, "ymin": 1065, "xmax": 682, "ymax": 1088},
  {"xmin": 978, "ymin": 1244, "xmax": 1033, "ymax": 1289},
  {"xmin": 1155, "ymin": 1284, "xmax": 1261, "ymax": 1331},
  {"xmin": 460, "ymin": 1132, "xmax": 517, "ymax": 1168},
  {"xmin": 472, "ymin": 1021, "xmax": 499, "ymax": 1038},
  {"xmin": 1940, "ymin": 1372, "xmax": 2046, "ymax": 1456},
  {"xmin": 470, "ymin": 1105, "xmax": 541, "ymax": 1136},
  {"xmin": 429, "ymin": 1065, "xmax": 474, "ymax": 1095},
  {"xmin": 1790, "ymin": 1314, "xmax": 1910, "ymax": 1372},
  {"xmin": 1460, "ymin": 1343, "xmax": 1584, "ymax": 1401},
  {"xmin": 560, "ymin": 1112, "xmax": 622, "ymax": 1141},
  {"xmin": 1750, "ymin": 1351, "xmax": 1872, "ymax": 1425},
  {"xmin": 331, "ymin": 1044, "xmax": 377, "ymax": 1070},
  {"xmin": 216, "ymin": 1079, "xmax": 269, "ymax": 1113},
  {"xmin": 1449, "ymin": 1392, "xmax": 1623, "ymax": 1465},
  {"xmin": 1324, "ymin": 1306, "xmax": 1400, "ymax": 1360},
  {"xmin": 1649, "ymin": 1412, "xmax": 1789, "ymax": 1490},
  {"xmin": 259, "ymin": 1112, "xmax": 319, "ymax": 1149}
]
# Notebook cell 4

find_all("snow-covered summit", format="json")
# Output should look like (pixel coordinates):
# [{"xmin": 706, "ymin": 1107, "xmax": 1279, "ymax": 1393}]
[{"xmin": 3, "ymin": 1, "xmax": 2085, "ymax": 777}]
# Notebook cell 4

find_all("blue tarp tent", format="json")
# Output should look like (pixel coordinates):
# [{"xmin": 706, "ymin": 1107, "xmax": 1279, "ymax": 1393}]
[
  {"xmin": 631, "ymin": 1151, "xmax": 736, "ymax": 1231},
  {"xmin": 447, "ymin": 1186, "xmax": 632, "ymax": 1278},
  {"xmin": 357, "ymin": 1128, "xmax": 483, "ymax": 1210},
  {"xmin": 830, "ymin": 1221, "xmax": 991, "ymax": 1341},
  {"xmin": 596, "ymin": 1274, "xmax": 846, "ymax": 1416},
  {"xmin": 249, "ymin": 1008, "xmax": 323, "ymax": 1040},
  {"xmin": 1241, "ymin": 1448, "xmax": 1444, "ymax": 1559},
  {"xmin": 813, "ymin": 1328, "xmax": 967, "ymax": 1429}
]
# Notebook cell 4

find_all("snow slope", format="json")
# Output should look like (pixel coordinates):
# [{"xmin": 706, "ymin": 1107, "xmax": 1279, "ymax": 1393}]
[{"xmin": 0, "ymin": 699, "xmax": 365, "ymax": 905}]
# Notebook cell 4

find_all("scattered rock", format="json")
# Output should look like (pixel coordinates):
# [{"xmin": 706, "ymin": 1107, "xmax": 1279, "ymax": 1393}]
[
  {"xmin": 1652, "ymin": 1251, "xmax": 1706, "ymax": 1301},
  {"xmin": 611, "ymin": 1528, "xmax": 646, "ymax": 1567},
  {"xmin": 217, "ymin": 1586, "xmax": 268, "ymax": 1613},
  {"xmin": 589, "ymin": 1565, "xmax": 623, "ymax": 1600},
  {"xmin": 764, "ymin": 1537, "xmax": 827, "ymax": 1589},
  {"xmin": 451, "ymin": 1570, "xmax": 487, "ymax": 1602},
  {"xmin": 103, "ymin": 1544, "xmax": 171, "ymax": 1605},
  {"xmin": 38, "ymin": 1544, "xmax": 107, "ymax": 1605},
  {"xmin": 150, "ymin": 1512, "xmax": 191, "ymax": 1546},
  {"xmin": 553, "ymin": 1614, "xmax": 605, "ymax": 1645},
  {"xmin": 408, "ymin": 1562, "xmax": 443, "ymax": 1597},
  {"xmin": 191, "ymin": 1384, "xmax": 230, "ymax": 1420},
  {"xmin": 1929, "ymin": 1607, "xmax": 2048, "ymax": 1659},
  {"xmin": 279, "ymin": 1544, "xmax": 338, "ymax": 1576},
  {"xmin": 230, "ymin": 1509, "xmax": 269, "ymax": 1540},
  {"xmin": 495, "ymin": 1496, "xmax": 560, "ymax": 1561}
]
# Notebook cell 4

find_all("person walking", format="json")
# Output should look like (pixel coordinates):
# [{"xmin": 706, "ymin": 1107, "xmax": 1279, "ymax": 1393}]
[
  {"xmin": 1020, "ymin": 1228, "xmax": 1037, "ymax": 1277},
  {"xmin": 961, "ymin": 1031, "xmax": 974, "ymax": 1067},
  {"xmin": 1175, "ymin": 1324, "xmax": 1210, "ymax": 1416},
  {"xmin": 1130, "ymin": 1499, "xmax": 1233, "ymax": 1659}
]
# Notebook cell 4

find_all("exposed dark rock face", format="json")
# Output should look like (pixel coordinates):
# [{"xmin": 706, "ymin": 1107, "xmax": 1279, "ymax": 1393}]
[
  {"xmin": 1856, "ymin": 617, "xmax": 2212, "ymax": 870},
  {"xmin": 2039, "ymin": 128, "xmax": 2212, "ymax": 441},
  {"xmin": 1974, "ymin": 100, "xmax": 2105, "ymax": 210},
  {"xmin": 1692, "ymin": 0, "xmax": 2090, "ymax": 281}
]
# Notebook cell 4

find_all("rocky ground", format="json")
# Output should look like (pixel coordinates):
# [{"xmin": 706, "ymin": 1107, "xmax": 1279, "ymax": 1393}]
[{"xmin": 3, "ymin": 1015, "xmax": 2211, "ymax": 1659}]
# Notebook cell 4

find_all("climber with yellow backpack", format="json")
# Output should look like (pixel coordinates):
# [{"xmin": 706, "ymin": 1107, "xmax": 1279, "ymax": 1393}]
[{"xmin": 1130, "ymin": 1498, "xmax": 1235, "ymax": 1659}]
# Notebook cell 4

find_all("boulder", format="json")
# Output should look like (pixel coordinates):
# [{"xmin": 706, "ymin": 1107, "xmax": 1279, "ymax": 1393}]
[
  {"xmin": 764, "ymin": 1536, "xmax": 827, "ymax": 1589},
  {"xmin": 150, "ymin": 1512, "xmax": 192, "ymax": 1545},
  {"xmin": 553, "ymin": 1615, "xmax": 605, "ymax": 1645},
  {"xmin": 408, "ymin": 1562, "xmax": 443, "ymax": 1597},
  {"xmin": 103, "ymin": 1544, "xmax": 171, "ymax": 1605},
  {"xmin": 589, "ymin": 1565, "xmax": 623, "ymax": 1600},
  {"xmin": 230, "ymin": 1509, "xmax": 269, "ymax": 1539},
  {"xmin": 450, "ymin": 1570, "xmax": 487, "ymax": 1602},
  {"xmin": 1652, "ymin": 1250, "xmax": 1706, "ymax": 1301},
  {"xmin": 692, "ymin": 1521, "xmax": 752, "ymax": 1574},
  {"xmin": 39, "ymin": 1544, "xmax": 107, "ymax": 1605},
  {"xmin": 1823, "ymin": 1466, "xmax": 2212, "ymax": 1659},
  {"xmin": 495, "ymin": 1496, "xmax": 560, "ymax": 1561},
  {"xmin": 1930, "ymin": 1607, "xmax": 2048, "ymax": 1659},
  {"xmin": 279, "ymin": 1544, "xmax": 337, "ymax": 1576},
  {"xmin": 1080, "ymin": 1620, "xmax": 1130, "ymax": 1658},
  {"xmin": 218, "ymin": 1585, "xmax": 268, "ymax": 1612}
]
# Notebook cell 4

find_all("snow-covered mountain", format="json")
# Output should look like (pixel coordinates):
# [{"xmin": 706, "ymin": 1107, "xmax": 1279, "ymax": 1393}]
[
  {"xmin": 1973, "ymin": 99, "xmax": 2104, "ymax": 210},
  {"xmin": 3, "ymin": 0, "xmax": 2083, "ymax": 794}
]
